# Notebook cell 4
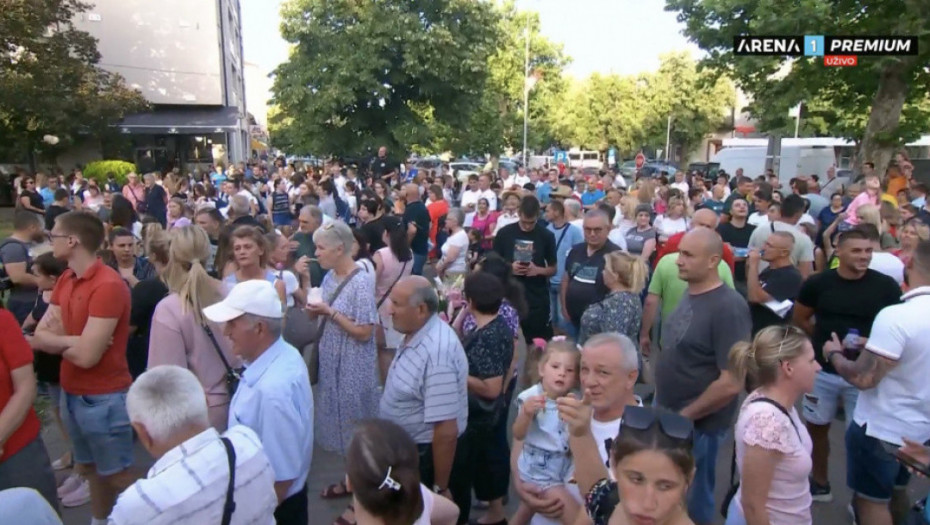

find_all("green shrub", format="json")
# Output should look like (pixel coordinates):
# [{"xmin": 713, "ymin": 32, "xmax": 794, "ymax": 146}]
[{"xmin": 83, "ymin": 160, "xmax": 137, "ymax": 185}]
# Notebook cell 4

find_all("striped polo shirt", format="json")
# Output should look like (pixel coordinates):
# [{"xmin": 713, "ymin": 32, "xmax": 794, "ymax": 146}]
[{"xmin": 379, "ymin": 314, "xmax": 469, "ymax": 443}]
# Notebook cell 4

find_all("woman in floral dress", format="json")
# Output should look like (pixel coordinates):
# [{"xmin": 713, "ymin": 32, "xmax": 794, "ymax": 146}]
[{"xmin": 305, "ymin": 220, "xmax": 380, "ymax": 504}]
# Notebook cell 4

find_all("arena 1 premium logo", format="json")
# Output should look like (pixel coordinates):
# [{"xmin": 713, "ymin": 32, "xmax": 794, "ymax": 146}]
[{"xmin": 733, "ymin": 35, "xmax": 918, "ymax": 67}]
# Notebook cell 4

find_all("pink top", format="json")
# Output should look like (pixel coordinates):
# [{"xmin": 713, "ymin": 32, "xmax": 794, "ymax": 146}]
[
  {"xmin": 471, "ymin": 211, "xmax": 497, "ymax": 250},
  {"xmin": 733, "ymin": 390, "xmax": 812, "ymax": 525},
  {"xmin": 375, "ymin": 247, "xmax": 413, "ymax": 315},
  {"xmin": 844, "ymin": 191, "xmax": 879, "ymax": 226},
  {"xmin": 148, "ymin": 293, "xmax": 242, "ymax": 431}
]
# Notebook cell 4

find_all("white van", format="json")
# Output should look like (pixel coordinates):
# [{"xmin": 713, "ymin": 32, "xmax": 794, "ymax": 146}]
[
  {"xmin": 568, "ymin": 150, "xmax": 602, "ymax": 169},
  {"xmin": 711, "ymin": 145, "xmax": 837, "ymax": 185}
]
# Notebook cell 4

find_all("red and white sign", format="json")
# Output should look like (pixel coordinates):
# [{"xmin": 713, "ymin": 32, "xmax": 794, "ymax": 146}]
[
  {"xmin": 635, "ymin": 152, "xmax": 646, "ymax": 169},
  {"xmin": 824, "ymin": 55, "xmax": 857, "ymax": 67}
]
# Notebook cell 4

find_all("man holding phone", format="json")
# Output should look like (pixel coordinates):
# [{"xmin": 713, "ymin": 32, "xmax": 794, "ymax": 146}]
[{"xmin": 824, "ymin": 240, "xmax": 930, "ymax": 525}]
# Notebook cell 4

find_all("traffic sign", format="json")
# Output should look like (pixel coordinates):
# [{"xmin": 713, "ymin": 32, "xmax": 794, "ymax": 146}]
[
  {"xmin": 607, "ymin": 147, "xmax": 617, "ymax": 166},
  {"xmin": 554, "ymin": 150, "xmax": 568, "ymax": 163},
  {"xmin": 635, "ymin": 152, "xmax": 646, "ymax": 169}
]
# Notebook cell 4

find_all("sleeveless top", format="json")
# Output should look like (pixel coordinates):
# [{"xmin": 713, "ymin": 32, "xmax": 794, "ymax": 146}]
[
  {"xmin": 222, "ymin": 269, "xmax": 277, "ymax": 291},
  {"xmin": 271, "ymin": 191, "xmax": 290, "ymax": 214},
  {"xmin": 624, "ymin": 227, "xmax": 656, "ymax": 256},
  {"xmin": 375, "ymin": 247, "xmax": 412, "ymax": 305}
]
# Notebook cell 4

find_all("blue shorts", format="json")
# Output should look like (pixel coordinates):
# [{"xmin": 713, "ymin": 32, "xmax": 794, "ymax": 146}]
[
  {"xmin": 272, "ymin": 212, "xmax": 293, "ymax": 227},
  {"xmin": 61, "ymin": 391, "xmax": 134, "ymax": 476},
  {"xmin": 845, "ymin": 421, "xmax": 910, "ymax": 502},
  {"xmin": 517, "ymin": 442, "xmax": 573, "ymax": 489},
  {"xmin": 802, "ymin": 371, "xmax": 858, "ymax": 427}
]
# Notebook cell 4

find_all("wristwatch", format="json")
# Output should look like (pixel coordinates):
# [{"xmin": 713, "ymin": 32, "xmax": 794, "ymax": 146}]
[{"xmin": 433, "ymin": 484, "xmax": 448, "ymax": 494}]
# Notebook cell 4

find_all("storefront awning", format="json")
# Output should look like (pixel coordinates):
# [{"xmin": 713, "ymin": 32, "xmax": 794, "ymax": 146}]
[{"xmin": 114, "ymin": 106, "xmax": 242, "ymax": 135}]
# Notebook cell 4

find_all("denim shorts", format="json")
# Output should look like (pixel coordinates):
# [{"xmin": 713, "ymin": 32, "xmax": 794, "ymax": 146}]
[
  {"xmin": 802, "ymin": 371, "xmax": 859, "ymax": 427},
  {"xmin": 517, "ymin": 442, "xmax": 573, "ymax": 489},
  {"xmin": 61, "ymin": 391, "xmax": 134, "ymax": 476},
  {"xmin": 845, "ymin": 421, "xmax": 910, "ymax": 502}
]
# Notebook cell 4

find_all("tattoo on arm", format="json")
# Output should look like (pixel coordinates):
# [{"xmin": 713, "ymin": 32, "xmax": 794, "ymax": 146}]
[{"xmin": 834, "ymin": 350, "xmax": 897, "ymax": 390}]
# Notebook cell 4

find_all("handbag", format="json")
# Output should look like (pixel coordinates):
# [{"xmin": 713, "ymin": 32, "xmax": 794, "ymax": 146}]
[
  {"xmin": 720, "ymin": 397, "xmax": 801, "ymax": 518},
  {"xmin": 202, "ymin": 324, "xmax": 242, "ymax": 398},
  {"xmin": 305, "ymin": 268, "xmax": 362, "ymax": 385},
  {"xmin": 284, "ymin": 304, "xmax": 319, "ymax": 350},
  {"xmin": 374, "ymin": 261, "xmax": 408, "ymax": 352}
]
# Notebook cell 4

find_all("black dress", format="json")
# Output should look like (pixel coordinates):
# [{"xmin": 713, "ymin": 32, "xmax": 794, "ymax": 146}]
[{"xmin": 127, "ymin": 277, "xmax": 169, "ymax": 378}]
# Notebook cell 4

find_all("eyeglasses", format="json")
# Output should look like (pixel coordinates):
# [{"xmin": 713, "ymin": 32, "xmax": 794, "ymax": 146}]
[
  {"xmin": 47, "ymin": 232, "xmax": 69, "ymax": 241},
  {"xmin": 620, "ymin": 405, "xmax": 694, "ymax": 444}
]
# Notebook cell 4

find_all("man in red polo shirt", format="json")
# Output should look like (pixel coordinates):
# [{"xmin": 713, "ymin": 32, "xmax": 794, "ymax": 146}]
[
  {"xmin": 33, "ymin": 211, "xmax": 134, "ymax": 525},
  {"xmin": 652, "ymin": 208, "xmax": 736, "ymax": 274}
]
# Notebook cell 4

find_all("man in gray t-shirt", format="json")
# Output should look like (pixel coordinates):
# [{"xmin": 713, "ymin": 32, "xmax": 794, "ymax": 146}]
[
  {"xmin": 654, "ymin": 229, "xmax": 751, "ymax": 525},
  {"xmin": 1, "ymin": 210, "xmax": 43, "ymax": 323}
]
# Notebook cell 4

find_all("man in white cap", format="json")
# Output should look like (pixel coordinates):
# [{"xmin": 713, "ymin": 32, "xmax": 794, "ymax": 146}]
[{"xmin": 202, "ymin": 279, "xmax": 313, "ymax": 525}]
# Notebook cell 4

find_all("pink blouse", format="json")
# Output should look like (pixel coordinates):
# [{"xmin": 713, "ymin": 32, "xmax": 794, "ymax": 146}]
[
  {"xmin": 733, "ymin": 390, "xmax": 813, "ymax": 525},
  {"xmin": 844, "ymin": 191, "xmax": 879, "ymax": 226}
]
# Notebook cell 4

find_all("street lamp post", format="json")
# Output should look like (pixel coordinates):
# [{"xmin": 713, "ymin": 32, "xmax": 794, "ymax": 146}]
[{"xmin": 522, "ymin": 21, "xmax": 530, "ymax": 168}]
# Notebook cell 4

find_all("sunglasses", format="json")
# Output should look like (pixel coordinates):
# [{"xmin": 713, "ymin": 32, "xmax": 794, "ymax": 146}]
[{"xmin": 620, "ymin": 405, "xmax": 694, "ymax": 444}]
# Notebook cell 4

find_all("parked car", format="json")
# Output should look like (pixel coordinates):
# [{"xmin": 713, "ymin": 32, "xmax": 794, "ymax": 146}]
[
  {"xmin": 449, "ymin": 161, "xmax": 482, "ymax": 182},
  {"xmin": 619, "ymin": 160, "xmax": 638, "ymax": 178},
  {"xmin": 638, "ymin": 162, "xmax": 679, "ymax": 178}
]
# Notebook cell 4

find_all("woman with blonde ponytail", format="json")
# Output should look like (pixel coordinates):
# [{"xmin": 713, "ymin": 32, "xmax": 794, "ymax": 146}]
[
  {"xmin": 724, "ymin": 325, "xmax": 820, "ymax": 525},
  {"xmin": 578, "ymin": 251, "xmax": 648, "ymax": 347},
  {"xmin": 148, "ymin": 225, "xmax": 241, "ymax": 430}
]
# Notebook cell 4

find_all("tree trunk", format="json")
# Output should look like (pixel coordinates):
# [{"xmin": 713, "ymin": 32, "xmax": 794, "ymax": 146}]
[{"xmin": 856, "ymin": 61, "xmax": 910, "ymax": 177}]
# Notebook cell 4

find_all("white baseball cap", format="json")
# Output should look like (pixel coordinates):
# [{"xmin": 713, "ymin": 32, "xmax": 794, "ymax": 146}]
[{"xmin": 202, "ymin": 279, "xmax": 283, "ymax": 323}]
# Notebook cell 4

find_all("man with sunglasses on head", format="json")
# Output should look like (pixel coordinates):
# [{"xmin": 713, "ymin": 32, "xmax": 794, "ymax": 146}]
[{"xmin": 655, "ymin": 227, "xmax": 751, "ymax": 525}]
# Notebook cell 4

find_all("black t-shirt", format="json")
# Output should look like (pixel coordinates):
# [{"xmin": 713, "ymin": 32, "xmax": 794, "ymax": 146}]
[
  {"xmin": 362, "ymin": 215, "xmax": 388, "ymax": 253},
  {"xmin": 403, "ymin": 201, "xmax": 431, "ymax": 255},
  {"xmin": 492, "ymin": 222, "xmax": 557, "ymax": 314},
  {"xmin": 716, "ymin": 222, "xmax": 756, "ymax": 282},
  {"xmin": 370, "ymin": 156, "xmax": 396, "ymax": 180},
  {"xmin": 29, "ymin": 294, "xmax": 61, "ymax": 384},
  {"xmin": 796, "ymin": 269, "xmax": 901, "ymax": 373},
  {"xmin": 750, "ymin": 265, "xmax": 802, "ymax": 335},
  {"xmin": 127, "ymin": 277, "xmax": 169, "ymax": 379},
  {"xmin": 45, "ymin": 205, "xmax": 69, "ymax": 231},
  {"xmin": 563, "ymin": 241, "xmax": 621, "ymax": 325}
]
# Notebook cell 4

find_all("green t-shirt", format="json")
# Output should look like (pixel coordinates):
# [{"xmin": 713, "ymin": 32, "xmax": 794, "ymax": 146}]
[
  {"xmin": 649, "ymin": 252, "xmax": 735, "ymax": 323},
  {"xmin": 292, "ymin": 231, "xmax": 325, "ymax": 287}
]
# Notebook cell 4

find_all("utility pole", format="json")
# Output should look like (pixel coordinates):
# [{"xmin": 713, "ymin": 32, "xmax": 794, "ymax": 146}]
[{"xmin": 522, "ymin": 20, "xmax": 530, "ymax": 168}]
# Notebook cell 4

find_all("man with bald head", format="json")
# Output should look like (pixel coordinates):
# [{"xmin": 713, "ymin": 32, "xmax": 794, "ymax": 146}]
[
  {"xmin": 380, "ymin": 276, "xmax": 469, "ymax": 513},
  {"xmin": 654, "ymin": 228, "xmax": 750, "ymax": 525},
  {"xmin": 402, "ymin": 184, "xmax": 432, "ymax": 274},
  {"xmin": 640, "ymin": 211, "xmax": 736, "ymax": 356}
]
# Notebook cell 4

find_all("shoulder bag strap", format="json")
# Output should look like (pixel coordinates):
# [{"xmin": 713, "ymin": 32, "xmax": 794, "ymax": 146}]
[
  {"xmin": 750, "ymin": 397, "xmax": 801, "ymax": 439},
  {"xmin": 554, "ymin": 224, "xmax": 571, "ymax": 253},
  {"xmin": 202, "ymin": 324, "xmax": 235, "ymax": 376},
  {"xmin": 318, "ymin": 268, "xmax": 362, "ymax": 335},
  {"xmin": 377, "ymin": 261, "xmax": 408, "ymax": 309},
  {"xmin": 219, "ymin": 437, "xmax": 237, "ymax": 525}
]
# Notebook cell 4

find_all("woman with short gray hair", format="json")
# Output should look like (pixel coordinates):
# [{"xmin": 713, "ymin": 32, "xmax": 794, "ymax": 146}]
[
  {"xmin": 435, "ymin": 207, "xmax": 468, "ymax": 282},
  {"xmin": 306, "ymin": 220, "xmax": 380, "ymax": 507}
]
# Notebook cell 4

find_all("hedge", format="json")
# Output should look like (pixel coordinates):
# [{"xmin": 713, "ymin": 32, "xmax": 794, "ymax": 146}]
[{"xmin": 83, "ymin": 160, "xmax": 137, "ymax": 185}]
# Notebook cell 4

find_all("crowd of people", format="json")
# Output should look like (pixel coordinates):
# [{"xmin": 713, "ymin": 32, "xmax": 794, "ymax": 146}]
[{"xmin": 0, "ymin": 148, "xmax": 929, "ymax": 525}]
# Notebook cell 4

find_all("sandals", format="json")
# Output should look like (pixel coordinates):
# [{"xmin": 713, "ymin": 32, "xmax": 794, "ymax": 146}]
[
  {"xmin": 333, "ymin": 504, "xmax": 355, "ymax": 525},
  {"xmin": 320, "ymin": 481, "xmax": 352, "ymax": 500}
]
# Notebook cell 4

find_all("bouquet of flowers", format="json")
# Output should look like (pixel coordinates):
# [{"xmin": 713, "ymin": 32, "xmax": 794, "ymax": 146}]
[{"xmin": 435, "ymin": 274, "xmax": 465, "ymax": 322}]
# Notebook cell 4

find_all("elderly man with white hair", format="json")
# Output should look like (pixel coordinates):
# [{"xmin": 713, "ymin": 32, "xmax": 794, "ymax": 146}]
[
  {"xmin": 202, "ymin": 279, "xmax": 314, "ymax": 525},
  {"xmin": 108, "ymin": 365, "xmax": 277, "ymax": 525},
  {"xmin": 564, "ymin": 198, "xmax": 583, "ymax": 231},
  {"xmin": 516, "ymin": 332, "xmax": 643, "ymax": 525}
]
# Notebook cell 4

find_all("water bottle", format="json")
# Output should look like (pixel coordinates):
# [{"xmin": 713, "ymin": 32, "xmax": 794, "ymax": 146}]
[{"xmin": 842, "ymin": 329, "xmax": 861, "ymax": 359}]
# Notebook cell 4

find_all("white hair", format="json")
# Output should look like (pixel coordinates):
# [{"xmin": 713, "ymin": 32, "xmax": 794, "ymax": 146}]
[
  {"xmin": 583, "ymin": 332, "xmax": 639, "ymax": 372},
  {"xmin": 564, "ymin": 198, "xmax": 582, "ymax": 220},
  {"xmin": 126, "ymin": 365, "xmax": 209, "ymax": 442},
  {"xmin": 313, "ymin": 219, "xmax": 354, "ymax": 253},
  {"xmin": 229, "ymin": 194, "xmax": 251, "ymax": 216}
]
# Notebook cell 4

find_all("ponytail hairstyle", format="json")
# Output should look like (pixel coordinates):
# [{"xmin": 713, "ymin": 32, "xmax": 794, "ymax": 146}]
[
  {"xmin": 164, "ymin": 225, "xmax": 222, "ymax": 325},
  {"xmin": 728, "ymin": 324, "xmax": 809, "ymax": 389},
  {"xmin": 346, "ymin": 419, "xmax": 424, "ymax": 525},
  {"xmin": 145, "ymin": 228, "xmax": 171, "ymax": 268},
  {"xmin": 604, "ymin": 251, "xmax": 648, "ymax": 294},
  {"xmin": 382, "ymin": 216, "xmax": 412, "ymax": 262}
]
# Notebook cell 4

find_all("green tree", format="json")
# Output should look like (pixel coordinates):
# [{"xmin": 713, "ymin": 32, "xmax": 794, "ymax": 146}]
[
  {"xmin": 0, "ymin": 0, "xmax": 147, "ymax": 166},
  {"xmin": 270, "ymin": 0, "xmax": 499, "ymax": 157},
  {"xmin": 665, "ymin": 0, "xmax": 930, "ymax": 173}
]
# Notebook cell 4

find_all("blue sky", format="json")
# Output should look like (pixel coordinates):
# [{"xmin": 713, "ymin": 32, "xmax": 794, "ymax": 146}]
[{"xmin": 240, "ymin": 0, "xmax": 697, "ymax": 78}]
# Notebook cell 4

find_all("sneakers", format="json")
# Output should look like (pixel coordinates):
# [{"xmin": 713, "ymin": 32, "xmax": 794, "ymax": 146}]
[
  {"xmin": 59, "ymin": 476, "xmax": 90, "ymax": 507},
  {"xmin": 57, "ymin": 473, "xmax": 82, "ymax": 499},
  {"xmin": 810, "ymin": 478, "xmax": 833, "ymax": 502}
]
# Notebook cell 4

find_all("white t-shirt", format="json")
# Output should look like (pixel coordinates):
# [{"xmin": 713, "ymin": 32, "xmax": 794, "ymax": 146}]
[
  {"xmin": 869, "ymin": 252, "xmax": 905, "ymax": 285},
  {"xmin": 276, "ymin": 270, "xmax": 300, "ymax": 308},
  {"xmin": 355, "ymin": 258, "xmax": 376, "ymax": 297},
  {"xmin": 748, "ymin": 212, "xmax": 770, "ymax": 228},
  {"xmin": 607, "ymin": 229, "xmax": 628, "ymax": 252},
  {"xmin": 460, "ymin": 189, "xmax": 481, "ymax": 211},
  {"xmin": 504, "ymin": 174, "xmax": 531, "ymax": 189},
  {"xmin": 441, "ymin": 230, "xmax": 469, "ymax": 274},
  {"xmin": 671, "ymin": 181, "xmax": 689, "ymax": 194},
  {"xmin": 412, "ymin": 484, "xmax": 435, "ymax": 525},
  {"xmin": 655, "ymin": 215, "xmax": 689, "ymax": 240},
  {"xmin": 479, "ymin": 189, "xmax": 498, "ymax": 211},
  {"xmin": 853, "ymin": 287, "xmax": 930, "ymax": 445}
]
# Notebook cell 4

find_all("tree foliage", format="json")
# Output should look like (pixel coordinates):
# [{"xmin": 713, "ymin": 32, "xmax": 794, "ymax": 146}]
[
  {"xmin": 665, "ymin": 0, "xmax": 930, "ymax": 172},
  {"xmin": 0, "ymin": 0, "xmax": 147, "ymax": 163},
  {"xmin": 270, "ymin": 0, "xmax": 500, "ymax": 156},
  {"xmin": 552, "ymin": 52, "xmax": 734, "ymax": 160}
]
